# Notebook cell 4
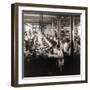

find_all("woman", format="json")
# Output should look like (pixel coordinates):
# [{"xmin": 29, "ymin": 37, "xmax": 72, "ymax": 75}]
[{"xmin": 62, "ymin": 38, "xmax": 72, "ymax": 74}]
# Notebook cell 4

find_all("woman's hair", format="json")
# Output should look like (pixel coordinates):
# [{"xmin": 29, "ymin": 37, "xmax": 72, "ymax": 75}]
[
  {"xmin": 66, "ymin": 38, "xmax": 70, "ymax": 42},
  {"xmin": 52, "ymin": 41, "xmax": 57, "ymax": 47}
]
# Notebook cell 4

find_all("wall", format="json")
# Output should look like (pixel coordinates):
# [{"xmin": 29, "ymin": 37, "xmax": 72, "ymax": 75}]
[{"xmin": 0, "ymin": 0, "xmax": 89, "ymax": 90}]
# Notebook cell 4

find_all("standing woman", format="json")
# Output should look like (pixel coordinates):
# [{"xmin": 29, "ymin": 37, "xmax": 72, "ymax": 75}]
[
  {"xmin": 52, "ymin": 42, "xmax": 64, "ymax": 73},
  {"xmin": 62, "ymin": 38, "xmax": 71, "ymax": 74}
]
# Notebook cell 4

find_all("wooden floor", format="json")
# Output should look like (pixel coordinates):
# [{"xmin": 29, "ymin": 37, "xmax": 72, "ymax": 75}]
[{"xmin": 24, "ymin": 55, "xmax": 80, "ymax": 77}]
